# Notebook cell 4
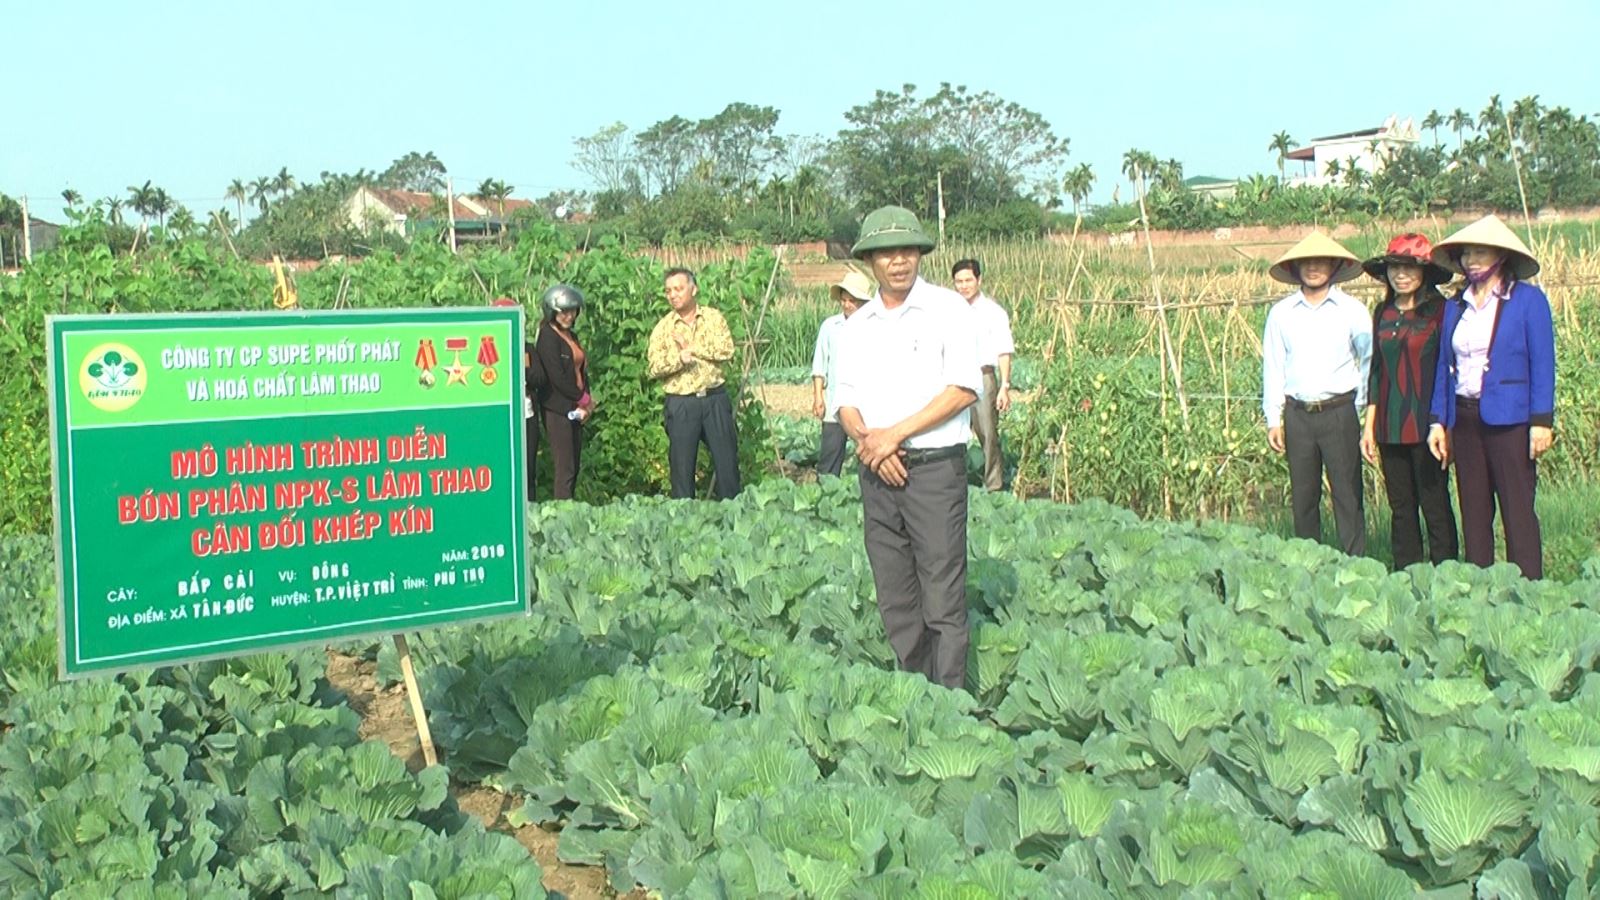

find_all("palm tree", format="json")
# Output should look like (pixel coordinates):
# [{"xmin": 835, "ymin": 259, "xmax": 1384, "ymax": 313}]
[
  {"xmin": 61, "ymin": 189, "xmax": 82, "ymax": 208},
  {"xmin": 1269, "ymin": 131, "xmax": 1299, "ymax": 183},
  {"xmin": 475, "ymin": 177, "xmax": 513, "ymax": 232},
  {"xmin": 102, "ymin": 197, "xmax": 125, "ymax": 227},
  {"xmin": 1448, "ymin": 108, "xmax": 1473, "ymax": 148},
  {"xmin": 1121, "ymin": 149, "xmax": 1159, "ymax": 189},
  {"xmin": 1510, "ymin": 95, "xmax": 1544, "ymax": 150},
  {"xmin": 1061, "ymin": 163, "xmax": 1095, "ymax": 216},
  {"xmin": 1325, "ymin": 158, "xmax": 1342, "ymax": 181},
  {"xmin": 272, "ymin": 167, "xmax": 296, "ymax": 199},
  {"xmin": 167, "ymin": 206, "xmax": 196, "ymax": 238},
  {"xmin": 209, "ymin": 208, "xmax": 237, "ymax": 236},
  {"xmin": 127, "ymin": 181, "xmax": 158, "ymax": 226},
  {"xmin": 150, "ymin": 189, "xmax": 174, "ymax": 228},
  {"xmin": 225, "ymin": 178, "xmax": 249, "ymax": 222},
  {"xmin": 1478, "ymin": 95, "xmax": 1506, "ymax": 151},
  {"xmin": 1155, "ymin": 158, "xmax": 1185, "ymax": 193},
  {"xmin": 249, "ymin": 177, "xmax": 273, "ymax": 216},
  {"xmin": 1422, "ymin": 110, "xmax": 1443, "ymax": 149}
]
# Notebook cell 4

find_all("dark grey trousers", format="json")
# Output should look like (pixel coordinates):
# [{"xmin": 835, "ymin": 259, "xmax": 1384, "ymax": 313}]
[
  {"xmin": 664, "ymin": 388, "xmax": 741, "ymax": 500},
  {"xmin": 859, "ymin": 452, "xmax": 969, "ymax": 691},
  {"xmin": 973, "ymin": 369, "xmax": 1004, "ymax": 491},
  {"xmin": 1285, "ymin": 397, "xmax": 1365, "ymax": 556},
  {"xmin": 818, "ymin": 421, "xmax": 848, "ymax": 477},
  {"xmin": 541, "ymin": 408, "xmax": 583, "ymax": 501}
]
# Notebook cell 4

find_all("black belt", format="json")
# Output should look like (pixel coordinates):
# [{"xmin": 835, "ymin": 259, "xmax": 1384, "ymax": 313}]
[
  {"xmin": 902, "ymin": 445, "xmax": 964, "ymax": 466},
  {"xmin": 668, "ymin": 384, "xmax": 725, "ymax": 399},
  {"xmin": 1456, "ymin": 395, "xmax": 1480, "ymax": 410},
  {"xmin": 1286, "ymin": 390, "xmax": 1355, "ymax": 413}
]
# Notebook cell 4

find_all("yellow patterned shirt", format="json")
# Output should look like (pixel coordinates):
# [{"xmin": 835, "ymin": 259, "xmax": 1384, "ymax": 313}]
[{"xmin": 647, "ymin": 305, "xmax": 735, "ymax": 395}]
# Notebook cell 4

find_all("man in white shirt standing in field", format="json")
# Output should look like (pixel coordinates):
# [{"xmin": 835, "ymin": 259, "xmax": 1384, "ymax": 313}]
[
  {"xmin": 835, "ymin": 205, "xmax": 981, "ymax": 691},
  {"xmin": 811, "ymin": 270, "xmax": 873, "ymax": 477},
  {"xmin": 1261, "ymin": 232, "xmax": 1373, "ymax": 556},
  {"xmin": 951, "ymin": 258, "xmax": 1015, "ymax": 492}
]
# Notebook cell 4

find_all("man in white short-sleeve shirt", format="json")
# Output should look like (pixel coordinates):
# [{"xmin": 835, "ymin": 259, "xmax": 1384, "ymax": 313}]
[
  {"xmin": 811, "ymin": 270, "xmax": 873, "ymax": 476},
  {"xmin": 952, "ymin": 258, "xmax": 1015, "ymax": 491},
  {"xmin": 835, "ymin": 205, "xmax": 981, "ymax": 691}
]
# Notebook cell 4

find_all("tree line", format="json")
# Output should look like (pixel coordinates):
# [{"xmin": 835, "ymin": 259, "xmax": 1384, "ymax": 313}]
[{"xmin": 4, "ymin": 91, "xmax": 1596, "ymax": 264}]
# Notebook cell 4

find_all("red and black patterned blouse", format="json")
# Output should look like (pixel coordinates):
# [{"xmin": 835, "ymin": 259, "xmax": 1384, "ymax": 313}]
[{"xmin": 1368, "ymin": 293, "xmax": 1445, "ymax": 444}]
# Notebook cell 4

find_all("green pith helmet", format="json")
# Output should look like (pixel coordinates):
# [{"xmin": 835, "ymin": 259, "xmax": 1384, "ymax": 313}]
[
  {"xmin": 540, "ymin": 284, "xmax": 585, "ymax": 317},
  {"xmin": 850, "ymin": 205, "xmax": 936, "ymax": 260}
]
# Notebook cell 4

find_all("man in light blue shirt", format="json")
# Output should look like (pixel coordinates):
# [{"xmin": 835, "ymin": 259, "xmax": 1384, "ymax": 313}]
[
  {"xmin": 811, "ymin": 270, "xmax": 873, "ymax": 476},
  {"xmin": 1262, "ymin": 232, "xmax": 1373, "ymax": 556}
]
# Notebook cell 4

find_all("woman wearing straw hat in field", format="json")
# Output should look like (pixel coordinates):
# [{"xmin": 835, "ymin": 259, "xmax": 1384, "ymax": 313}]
[
  {"xmin": 1426, "ymin": 215, "xmax": 1555, "ymax": 579},
  {"xmin": 1262, "ymin": 232, "xmax": 1373, "ymax": 556},
  {"xmin": 1358, "ymin": 234, "xmax": 1459, "ymax": 569}
]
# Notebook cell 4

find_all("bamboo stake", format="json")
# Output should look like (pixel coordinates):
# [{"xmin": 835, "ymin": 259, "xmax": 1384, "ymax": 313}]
[{"xmin": 393, "ymin": 634, "xmax": 439, "ymax": 767}]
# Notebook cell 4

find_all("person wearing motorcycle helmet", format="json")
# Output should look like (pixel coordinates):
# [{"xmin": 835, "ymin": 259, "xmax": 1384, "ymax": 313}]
[{"xmin": 530, "ymin": 284, "xmax": 592, "ymax": 500}]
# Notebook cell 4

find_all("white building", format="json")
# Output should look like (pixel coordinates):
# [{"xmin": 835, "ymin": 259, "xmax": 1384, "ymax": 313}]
[{"xmin": 1286, "ymin": 116, "xmax": 1420, "ymax": 187}]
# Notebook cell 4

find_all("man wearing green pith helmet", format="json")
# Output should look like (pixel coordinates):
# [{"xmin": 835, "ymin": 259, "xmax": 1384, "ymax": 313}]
[{"xmin": 834, "ymin": 206, "xmax": 982, "ymax": 691}]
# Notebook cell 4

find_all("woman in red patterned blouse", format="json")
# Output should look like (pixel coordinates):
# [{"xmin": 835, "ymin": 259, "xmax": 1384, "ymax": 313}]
[{"xmin": 1359, "ymin": 234, "xmax": 1459, "ymax": 568}]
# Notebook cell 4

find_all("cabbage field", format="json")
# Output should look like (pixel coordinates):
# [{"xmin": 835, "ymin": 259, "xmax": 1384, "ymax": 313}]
[{"xmin": 8, "ymin": 477, "xmax": 1600, "ymax": 897}]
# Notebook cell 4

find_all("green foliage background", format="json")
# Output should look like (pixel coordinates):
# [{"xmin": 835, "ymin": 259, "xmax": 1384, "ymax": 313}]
[{"xmin": 0, "ymin": 217, "xmax": 774, "ymax": 535}]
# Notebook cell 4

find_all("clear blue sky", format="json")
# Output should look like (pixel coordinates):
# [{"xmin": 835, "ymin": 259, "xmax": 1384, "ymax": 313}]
[{"xmin": 7, "ymin": 0, "xmax": 1598, "ymax": 224}]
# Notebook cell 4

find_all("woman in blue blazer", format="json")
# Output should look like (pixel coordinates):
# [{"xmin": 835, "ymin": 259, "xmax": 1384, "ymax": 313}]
[{"xmin": 1425, "ymin": 215, "xmax": 1555, "ymax": 579}]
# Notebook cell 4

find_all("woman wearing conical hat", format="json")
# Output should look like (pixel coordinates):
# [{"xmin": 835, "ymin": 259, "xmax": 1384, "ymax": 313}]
[
  {"xmin": 1358, "ymin": 234, "xmax": 1459, "ymax": 569},
  {"xmin": 1425, "ymin": 214, "xmax": 1554, "ymax": 579},
  {"xmin": 1262, "ymin": 232, "xmax": 1374, "ymax": 557}
]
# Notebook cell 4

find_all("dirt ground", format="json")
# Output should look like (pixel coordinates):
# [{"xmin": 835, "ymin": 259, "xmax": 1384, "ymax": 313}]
[
  {"xmin": 753, "ymin": 382, "xmax": 815, "ymax": 417},
  {"xmin": 324, "ymin": 650, "xmax": 645, "ymax": 900}
]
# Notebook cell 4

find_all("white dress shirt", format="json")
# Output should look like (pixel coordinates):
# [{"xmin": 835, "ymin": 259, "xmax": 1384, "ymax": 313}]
[
  {"xmin": 969, "ymin": 294, "xmax": 1015, "ymax": 368},
  {"xmin": 835, "ymin": 277, "xmax": 982, "ymax": 449},
  {"xmin": 810, "ymin": 313, "xmax": 847, "ymax": 423},
  {"xmin": 1261, "ymin": 286, "xmax": 1374, "ymax": 428},
  {"xmin": 1453, "ymin": 284, "xmax": 1503, "ymax": 399}
]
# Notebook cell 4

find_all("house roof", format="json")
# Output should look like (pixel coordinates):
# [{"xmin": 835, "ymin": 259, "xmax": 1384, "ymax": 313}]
[
  {"xmin": 1286, "ymin": 146, "xmax": 1316, "ymax": 161},
  {"xmin": 360, "ymin": 186, "xmax": 535, "ymax": 222},
  {"xmin": 1309, "ymin": 126, "xmax": 1383, "ymax": 143}
]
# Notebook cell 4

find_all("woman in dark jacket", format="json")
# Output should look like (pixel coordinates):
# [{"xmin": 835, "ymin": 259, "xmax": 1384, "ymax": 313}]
[
  {"xmin": 529, "ymin": 284, "xmax": 592, "ymax": 500},
  {"xmin": 1425, "ymin": 215, "xmax": 1555, "ymax": 579},
  {"xmin": 1359, "ymin": 233, "xmax": 1458, "ymax": 568}
]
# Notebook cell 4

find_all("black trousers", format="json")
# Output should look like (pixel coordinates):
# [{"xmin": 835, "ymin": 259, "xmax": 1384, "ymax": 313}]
[
  {"xmin": 523, "ymin": 413, "xmax": 539, "ymax": 502},
  {"xmin": 1452, "ymin": 400, "xmax": 1542, "ymax": 579},
  {"xmin": 541, "ymin": 408, "xmax": 583, "ymax": 501},
  {"xmin": 1377, "ymin": 442, "xmax": 1458, "ymax": 569},
  {"xmin": 818, "ymin": 421, "xmax": 848, "ymax": 477},
  {"xmin": 859, "ymin": 451, "xmax": 969, "ymax": 691},
  {"xmin": 664, "ymin": 388, "xmax": 742, "ymax": 500},
  {"xmin": 1284, "ymin": 397, "xmax": 1365, "ymax": 556}
]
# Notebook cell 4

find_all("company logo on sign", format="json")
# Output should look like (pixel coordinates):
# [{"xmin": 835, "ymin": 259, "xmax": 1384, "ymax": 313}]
[{"xmin": 80, "ymin": 344, "xmax": 147, "ymax": 411}]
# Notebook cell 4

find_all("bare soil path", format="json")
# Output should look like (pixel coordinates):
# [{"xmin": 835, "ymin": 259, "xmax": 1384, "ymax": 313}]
[{"xmin": 324, "ymin": 650, "xmax": 646, "ymax": 900}]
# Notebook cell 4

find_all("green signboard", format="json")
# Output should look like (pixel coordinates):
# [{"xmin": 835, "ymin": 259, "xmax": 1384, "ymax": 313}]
[{"xmin": 47, "ymin": 308, "xmax": 530, "ymax": 677}]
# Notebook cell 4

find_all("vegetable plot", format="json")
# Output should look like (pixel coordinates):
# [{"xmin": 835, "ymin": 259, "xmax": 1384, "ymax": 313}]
[{"xmin": 404, "ymin": 479, "xmax": 1600, "ymax": 897}]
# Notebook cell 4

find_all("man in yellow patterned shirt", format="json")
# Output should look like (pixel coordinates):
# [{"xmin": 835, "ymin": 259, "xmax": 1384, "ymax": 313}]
[{"xmin": 647, "ymin": 267, "xmax": 742, "ymax": 499}]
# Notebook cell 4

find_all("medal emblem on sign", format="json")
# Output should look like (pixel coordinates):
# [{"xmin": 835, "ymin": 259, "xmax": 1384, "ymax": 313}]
[
  {"xmin": 477, "ymin": 336, "xmax": 500, "ymax": 386},
  {"xmin": 443, "ymin": 337, "xmax": 472, "ymax": 386},
  {"xmin": 415, "ymin": 339, "xmax": 439, "ymax": 388}
]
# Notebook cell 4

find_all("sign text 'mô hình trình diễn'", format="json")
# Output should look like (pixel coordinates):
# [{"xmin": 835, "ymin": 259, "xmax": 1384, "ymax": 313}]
[{"xmin": 47, "ymin": 308, "xmax": 530, "ymax": 677}]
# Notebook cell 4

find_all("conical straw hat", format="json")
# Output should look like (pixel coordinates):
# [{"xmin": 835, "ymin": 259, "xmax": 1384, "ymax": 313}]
[
  {"xmin": 1269, "ymin": 231, "xmax": 1363, "ymax": 285},
  {"xmin": 1432, "ymin": 214, "xmax": 1540, "ymax": 280}
]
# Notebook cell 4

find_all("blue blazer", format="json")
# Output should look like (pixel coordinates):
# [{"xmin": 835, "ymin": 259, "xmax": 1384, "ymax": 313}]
[{"xmin": 1429, "ymin": 281, "xmax": 1555, "ymax": 429}]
